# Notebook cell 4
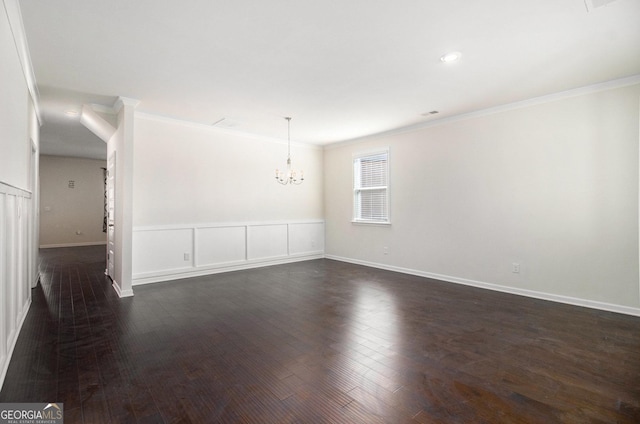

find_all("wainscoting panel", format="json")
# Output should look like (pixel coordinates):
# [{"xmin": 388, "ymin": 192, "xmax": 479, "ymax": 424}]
[
  {"xmin": 132, "ymin": 220, "xmax": 324, "ymax": 285},
  {"xmin": 132, "ymin": 227, "xmax": 194, "ymax": 275},
  {"xmin": 0, "ymin": 193, "xmax": 6, "ymax": 370},
  {"xmin": 247, "ymin": 224, "xmax": 288, "ymax": 260},
  {"xmin": 289, "ymin": 222, "xmax": 325, "ymax": 255},
  {"xmin": 196, "ymin": 226, "xmax": 246, "ymax": 267},
  {"xmin": 0, "ymin": 184, "xmax": 34, "ymax": 389}
]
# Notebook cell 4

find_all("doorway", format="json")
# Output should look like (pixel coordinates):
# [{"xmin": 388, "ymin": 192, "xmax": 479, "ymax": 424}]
[{"xmin": 106, "ymin": 152, "xmax": 116, "ymax": 280}]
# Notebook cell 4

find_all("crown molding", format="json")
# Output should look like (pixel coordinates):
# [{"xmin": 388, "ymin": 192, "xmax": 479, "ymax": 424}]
[
  {"xmin": 3, "ymin": 0, "xmax": 41, "ymax": 123},
  {"xmin": 113, "ymin": 96, "xmax": 140, "ymax": 112},
  {"xmin": 326, "ymin": 75, "xmax": 640, "ymax": 150}
]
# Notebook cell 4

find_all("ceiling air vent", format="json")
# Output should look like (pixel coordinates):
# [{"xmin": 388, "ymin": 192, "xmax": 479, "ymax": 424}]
[{"xmin": 584, "ymin": 0, "xmax": 619, "ymax": 12}]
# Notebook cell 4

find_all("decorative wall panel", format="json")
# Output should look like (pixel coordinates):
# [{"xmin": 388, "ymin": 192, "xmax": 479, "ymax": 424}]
[{"xmin": 132, "ymin": 220, "xmax": 324, "ymax": 285}]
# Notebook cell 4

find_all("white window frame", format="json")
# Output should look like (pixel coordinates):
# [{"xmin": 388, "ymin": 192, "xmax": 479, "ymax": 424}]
[{"xmin": 352, "ymin": 148, "xmax": 390, "ymax": 225}]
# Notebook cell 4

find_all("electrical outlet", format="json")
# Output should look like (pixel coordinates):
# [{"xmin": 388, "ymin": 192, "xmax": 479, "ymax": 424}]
[
  {"xmin": 383, "ymin": 246, "xmax": 389, "ymax": 255},
  {"xmin": 512, "ymin": 262, "xmax": 520, "ymax": 273},
  {"xmin": 184, "ymin": 252, "xmax": 190, "ymax": 261}
]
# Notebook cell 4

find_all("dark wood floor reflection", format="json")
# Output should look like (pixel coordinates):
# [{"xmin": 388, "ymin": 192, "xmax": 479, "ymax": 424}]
[{"xmin": 1, "ymin": 246, "xmax": 639, "ymax": 423}]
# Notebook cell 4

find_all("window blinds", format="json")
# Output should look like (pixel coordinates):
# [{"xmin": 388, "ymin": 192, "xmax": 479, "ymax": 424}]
[{"xmin": 354, "ymin": 151, "xmax": 389, "ymax": 222}]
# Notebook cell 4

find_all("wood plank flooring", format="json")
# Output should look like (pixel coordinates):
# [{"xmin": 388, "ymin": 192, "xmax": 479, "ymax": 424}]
[{"xmin": 1, "ymin": 246, "xmax": 639, "ymax": 423}]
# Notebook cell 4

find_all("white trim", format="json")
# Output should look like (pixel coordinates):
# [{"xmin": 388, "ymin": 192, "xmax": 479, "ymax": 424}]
[
  {"xmin": 286, "ymin": 224, "xmax": 290, "ymax": 256},
  {"xmin": 40, "ymin": 241, "xmax": 107, "ymax": 249},
  {"xmin": 113, "ymin": 96, "xmax": 140, "ymax": 112},
  {"xmin": 326, "ymin": 75, "xmax": 640, "ymax": 150},
  {"xmin": 132, "ymin": 220, "xmax": 325, "ymax": 286},
  {"xmin": 0, "ymin": 181, "xmax": 31, "ymax": 197},
  {"xmin": 2, "ymin": 0, "xmax": 41, "ymax": 123},
  {"xmin": 325, "ymin": 255, "xmax": 640, "ymax": 317},
  {"xmin": 350, "ymin": 221, "xmax": 392, "ymax": 226},
  {"xmin": 133, "ymin": 219, "xmax": 325, "ymax": 232},
  {"xmin": 133, "ymin": 253, "xmax": 324, "ymax": 286},
  {"xmin": 111, "ymin": 280, "xmax": 133, "ymax": 298},
  {"xmin": 191, "ymin": 227, "xmax": 197, "ymax": 268},
  {"xmin": 0, "ymin": 297, "xmax": 31, "ymax": 390}
]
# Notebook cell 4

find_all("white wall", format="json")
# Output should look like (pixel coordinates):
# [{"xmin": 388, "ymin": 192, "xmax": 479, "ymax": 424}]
[
  {"xmin": 0, "ymin": 2, "xmax": 29, "ymax": 190},
  {"xmin": 39, "ymin": 155, "xmax": 107, "ymax": 247},
  {"xmin": 133, "ymin": 114, "xmax": 323, "ymax": 225},
  {"xmin": 0, "ymin": 0, "xmax": 40, "ymax": 389},
  {"xmin": 131, "ymin": 114, "xmax": 324, "ymax": 283},
  {"xmin": 324, "ymin": 83, "xmax": 640, "ymax": 314},
  {"xmin": 106, "ymin": 98, "xmax": 136, "ymax": 297}
]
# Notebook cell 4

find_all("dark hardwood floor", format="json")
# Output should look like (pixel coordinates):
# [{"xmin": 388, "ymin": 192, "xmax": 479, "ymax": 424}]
[{"xmin": 1, "ymin": 246, "xmax": 639, "ymax": 423}]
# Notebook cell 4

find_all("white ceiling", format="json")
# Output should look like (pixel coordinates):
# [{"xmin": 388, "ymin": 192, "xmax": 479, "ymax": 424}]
[{"xmin": 19, "ymin": 0, "xmax": 640, "ymax": 159}]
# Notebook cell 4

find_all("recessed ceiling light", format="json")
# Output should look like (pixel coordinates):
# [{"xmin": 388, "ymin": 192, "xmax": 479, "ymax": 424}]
[
  {"xmin": 65, "ymin": 110, "xmax": 79, "ymax": 117},
  {"xmin": 440, "ymin": 52, "xmax": 461, "ymax": 63}
]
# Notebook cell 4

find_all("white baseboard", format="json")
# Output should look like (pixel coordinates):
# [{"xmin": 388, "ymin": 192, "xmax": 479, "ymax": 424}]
[
  {"xmin": 40, "ymin": 241, "xmax": 107, "ymax": 249},
  {"xmin": 325, "ymin": 255, "xmax": 640, "ymax": 317},
  {"xmin": 133, "ymin": 253, "xmax": 324, "ymax": 286},
  {"xmin": 111, "ymin": 279, "xmax": 134, "ymax": 298}
]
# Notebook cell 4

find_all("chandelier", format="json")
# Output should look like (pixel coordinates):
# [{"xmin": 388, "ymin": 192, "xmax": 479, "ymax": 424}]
[{"xmin": 275, "ymin": 117, "xmax": 304, "ymax": 185}]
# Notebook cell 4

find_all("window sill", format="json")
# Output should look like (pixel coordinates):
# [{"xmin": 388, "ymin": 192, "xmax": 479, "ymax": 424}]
[{"xmin": 351, "ymin": 220, "xmax": 391, "ymax": 226}]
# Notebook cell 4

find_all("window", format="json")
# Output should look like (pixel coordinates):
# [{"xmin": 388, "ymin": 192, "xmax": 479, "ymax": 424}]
[{"xmin": 353, "ymin": 149, "xmax": 390, "ymax": 224}]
